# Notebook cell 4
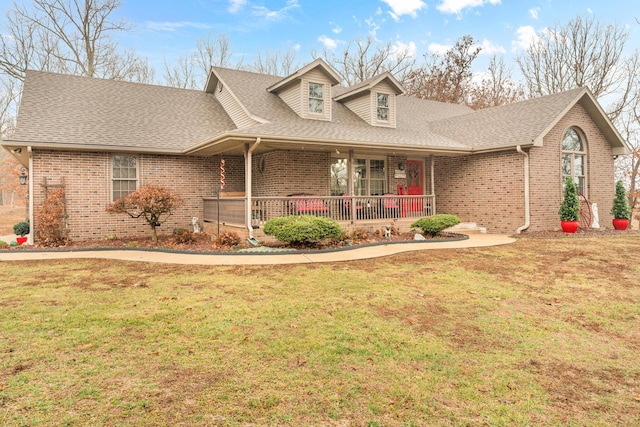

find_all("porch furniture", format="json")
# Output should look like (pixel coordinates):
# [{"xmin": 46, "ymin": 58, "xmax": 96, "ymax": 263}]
[{"xmin": 287, "ymin": 194, "xmax": 330, "ymax": 216}]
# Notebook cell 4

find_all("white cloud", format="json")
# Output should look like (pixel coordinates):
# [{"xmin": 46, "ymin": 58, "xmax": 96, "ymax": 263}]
[
  {"xmin": 332, "ymin": 25, "xmax": 342, "ymax": 34},
  {"xmin": 318, "ymin": 35, "xmax": 339, "ymax": 50},
  {"xmin": 381, "ymin": 0, "xmax": 427, "ymax": 19},
  {"xmin": 145, "ymin": 21, "xmax": 213, "ymax": 32},
  {"xmin": 252, "ymin": 0, "xmax": 300, "ymax": 20},
  {"xmin": 391, "ymin": 40, "xmax": 417, "ymax": 59},
  {"xmin": 478, "ymin": 39, "xmax": 505, "ymax": 55},
  {"xmin": 428, "ymin": 42, "xmax": 451, "ymax": 55},
  {"xmin": 528, "ymin": 7, "xmax": 540, "ymax": 19},
  {"xmin": 228, "ymin": 0, "xmax": 247, "ymax": 14},
  {"xmin": 511, "ymin": 25, "xmax": 538, "ymax": 52},
  {"xmin": 437, "ymin": 0, "xmax": 501, "ymax": 15}
]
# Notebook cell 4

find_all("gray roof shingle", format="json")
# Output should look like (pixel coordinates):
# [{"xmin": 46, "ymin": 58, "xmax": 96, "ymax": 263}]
[{"xmin": 11, "ymin": 70, "xmax": 235, "ymax": 151}]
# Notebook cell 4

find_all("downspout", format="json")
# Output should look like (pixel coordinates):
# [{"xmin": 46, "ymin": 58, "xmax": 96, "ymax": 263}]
[
  {"xmin": 245, "ymin": 137, "xmax": 261, "ymax": 241},
  {"xmin": 28, "ymin": 146, "xmax": 34, "ymax": 245},
  {"xmin": 516, "ymin": 145, "xmax": 530, "ymax": 233}
]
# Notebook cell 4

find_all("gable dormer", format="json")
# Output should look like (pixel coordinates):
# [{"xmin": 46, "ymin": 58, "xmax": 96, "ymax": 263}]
[
  {"xmin": 267, "ymin": 58, "xmax": 341, "ymax": 122},
  {"xmin": 333, "ymin": 73, "xmax": 404, "ymax": 128}
]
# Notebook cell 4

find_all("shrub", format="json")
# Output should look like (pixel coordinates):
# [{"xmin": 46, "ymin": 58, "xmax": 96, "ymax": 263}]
[
  {"xmin": 411, "ymin": 214, "xmax": 461, "ymax": 237},
  {"xmin": 263, "ymin": 215, "xmax": 343, "ymax": 245},
  {"xmin": 13, "ymin": 221, "xmax": 30, "ymax": 237},
  {"xmin": 558, "ymin": 177, "xmax": 579, "ymax": 221},
  {"xmin": 106, "ymin": 185, "xmax": 183, "ymax": 242},
  {"xmin": 35, "ymin": 188, "xmax": 68, "ymax": 246},
  {"xmin": 214, "ymin": 231, "xmax": 241, "ymax": 248},
  {"xmin": 172, "ymin": 228, "xmax": 194, "ymax": 244},
  {"xmin": 611, "ymin": 180, "xmax": 631, "ymax": 220}
]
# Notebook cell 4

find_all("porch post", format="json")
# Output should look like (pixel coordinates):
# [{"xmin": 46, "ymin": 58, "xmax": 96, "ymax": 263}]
[
  {"xmin": 349, "ymin": 150, "xmax": 355, "ymax": 223},
  {"xmin": 245, "ymin": 138, "xmax": 261, "ymax": 239},
  {"xmin": 430, "ymin": 155, "xmax": 436, "ymax": 215}
]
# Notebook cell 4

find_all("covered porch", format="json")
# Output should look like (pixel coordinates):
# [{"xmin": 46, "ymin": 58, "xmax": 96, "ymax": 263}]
[
  {"xmin": 191, "ymin": 136, "xmax": 444, "ymax": 236},
  {"xmin": 203, "ymin": 193, "xmax": 435, "ymax": 231}
]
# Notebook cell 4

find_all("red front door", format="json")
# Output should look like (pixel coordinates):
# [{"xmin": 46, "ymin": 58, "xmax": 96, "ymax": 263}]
[{"xmin": 406, "ymin": 160, "xmax": 423, "ymax": 212}]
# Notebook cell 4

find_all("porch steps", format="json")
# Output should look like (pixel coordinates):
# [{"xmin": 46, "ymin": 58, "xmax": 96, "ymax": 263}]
[{"xmin": 446, "ymin": 222, "xmax": 487, "ymax": 234}]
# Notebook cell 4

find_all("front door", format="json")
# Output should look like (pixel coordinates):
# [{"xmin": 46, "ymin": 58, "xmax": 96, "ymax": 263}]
[{"xmin": 406, "ymin": 160, "xmax": 423, "ymax": 212}]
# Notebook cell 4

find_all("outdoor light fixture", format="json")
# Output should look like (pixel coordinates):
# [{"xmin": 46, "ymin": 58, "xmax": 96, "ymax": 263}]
[{"xmin": 19, "ymin": 167, "xmax": 28, "ymax": 185}]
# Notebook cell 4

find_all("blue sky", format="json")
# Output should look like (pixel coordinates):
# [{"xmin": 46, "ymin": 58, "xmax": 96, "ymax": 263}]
[{"xmin": 2, "ymin": 0, "xmax": 640, "ymax": 78}]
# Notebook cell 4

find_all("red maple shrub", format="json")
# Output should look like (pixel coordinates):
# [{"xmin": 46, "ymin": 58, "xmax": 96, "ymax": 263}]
[{"xmin": 106, "ymin": 185, "xmax": 183, "ymax": 242}]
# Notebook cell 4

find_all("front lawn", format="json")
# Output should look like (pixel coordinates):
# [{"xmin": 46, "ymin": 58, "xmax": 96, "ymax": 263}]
[{"xmin": 1, "ymin": 235, "xmax": 639, "ymax": 426}]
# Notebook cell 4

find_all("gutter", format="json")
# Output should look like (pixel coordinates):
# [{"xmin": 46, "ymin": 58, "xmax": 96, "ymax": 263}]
[
  {"xmin": 516, "ymin": 145, "xmax": 530, "ymax": 233},
  {"xmin": 246, "ymin": 137, "xmax": 261, "ymax": 242}
]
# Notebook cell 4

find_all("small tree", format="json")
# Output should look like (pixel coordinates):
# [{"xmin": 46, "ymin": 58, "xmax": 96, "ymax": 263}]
[
  {"xmin": 106, "ymin": 185, "xmax": 183, "ymax": 242},
  {"xmin": 611, "ymin": 180, "xmax": 631, "ymax": 220},
  {"xmin": 558, "ymin": 177, "xmax": 580, "ymax": 221}
]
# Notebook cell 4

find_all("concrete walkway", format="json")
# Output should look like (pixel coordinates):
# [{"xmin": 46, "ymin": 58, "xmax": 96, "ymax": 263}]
[{"xmin": 0, "ymin": 233, "xmax": 516, "ymax": 265}]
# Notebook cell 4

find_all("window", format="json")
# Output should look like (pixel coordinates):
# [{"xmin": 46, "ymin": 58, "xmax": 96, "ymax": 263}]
[
  {"xmin": 112, "ymin": 155, "xmax": 138, "ymax": 200},
  {"xmin": 354, "ymin": 158, "xmax": 386, "ymax": 196},
  {"xmin": 330, "ymin": 158, "xmax": 348, "ymax": 196},
  {"xmin": 561, "ymin": 128, "xmax": 587, "ymax": 195},
  {"xmin": 376, "ymin": 93, "xmax": 389, "ymax": 121},
  {"xmin": 308, "ymin": 83, "xmax": 324, "ymax": 114}
]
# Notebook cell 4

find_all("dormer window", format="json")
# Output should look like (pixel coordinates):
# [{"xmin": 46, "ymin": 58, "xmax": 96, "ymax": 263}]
[
  {"xmin": 309, "ymin": 83, "xmax": 324, "ymax": 114},
  {"xmin": 377, "ymin": 93, "xmax": 389, "ymax": 121}
]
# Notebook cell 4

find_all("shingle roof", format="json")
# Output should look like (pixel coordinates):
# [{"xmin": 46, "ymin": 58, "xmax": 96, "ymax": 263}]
[
  {"xmin": 10, "ymin": 70, "xmax": 235, "ymax": 151},
  {"xmin": 212, "ymin": 66, "xmax": 472, "ymax": 150},
  {"xmin": 429, "ymin": 87, "xmax": 588, "ymax": 150},
  {"xmin": 5, "ymin": 66, "xmax": 625, "ymax": 156}
]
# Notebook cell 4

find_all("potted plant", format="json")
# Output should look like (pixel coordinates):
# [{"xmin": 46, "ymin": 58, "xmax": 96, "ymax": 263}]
[
  {"xmin": 611, "ymin": 180, "xmax": 631, "ymax": 230},
  {"xmin": 559, "ymin": 177, "xmax": 580, "ymax": 233},
  {"xmin": 13, "ymin": 221, "xmax": 30, "ymax": 245}
]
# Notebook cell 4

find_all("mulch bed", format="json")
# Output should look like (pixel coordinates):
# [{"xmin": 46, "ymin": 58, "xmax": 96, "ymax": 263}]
[{"xmin": 513, "ymin": 227, "xmax": 640, "ymax": 239}]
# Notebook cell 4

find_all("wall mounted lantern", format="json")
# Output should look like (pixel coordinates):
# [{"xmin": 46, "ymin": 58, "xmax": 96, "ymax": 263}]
[{"xmin": 19, "ymin": 167, "xmax": 28, "ymax": 185}]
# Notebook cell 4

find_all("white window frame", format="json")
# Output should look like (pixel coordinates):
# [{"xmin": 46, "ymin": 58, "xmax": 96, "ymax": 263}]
[
  {"xmin": 111, "ymin": 154, "xmax": 139, "ymax": 201},
  {"xmin": 308, "ymin": 82, "xmax": 324, "ymax": 115},
  {"xmin": 376, "ymin": 92, "xmax": 390, "ymax": 122},
  {"xmin": 354, "ymin": 156, "xmax": 387, "ymax": 196},
  {"xmin": 561, "ymin": 127, "xmax": 587, "ymax": 197}
]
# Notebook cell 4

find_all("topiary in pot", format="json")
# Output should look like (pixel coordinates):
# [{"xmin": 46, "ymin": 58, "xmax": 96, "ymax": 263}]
[
  {"xmin": 13, "ymin": 221, "xmax": 30, "ymax": 245},
  {"xmin": 558, "ymin": 177, "xmax": 580, "ymax": 233},
  {"xmin": 611, "ymin": 180, "xmax": 631, "ymax": 230}
]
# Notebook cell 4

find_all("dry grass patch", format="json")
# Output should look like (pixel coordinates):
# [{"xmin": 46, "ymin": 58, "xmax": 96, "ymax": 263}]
[{"xmin": 1, "ymin": 235, "xmax": 640, "ymax": 425}]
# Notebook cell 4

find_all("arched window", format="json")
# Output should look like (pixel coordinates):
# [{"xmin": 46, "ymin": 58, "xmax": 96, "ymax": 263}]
[{"xmin": 561, "ymin": 128, "xmax": 587, "ymax": 195}]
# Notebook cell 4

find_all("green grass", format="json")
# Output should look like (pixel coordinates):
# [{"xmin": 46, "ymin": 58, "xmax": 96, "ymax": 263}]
[{"xmin": 1, "ymin": 235, "xmax": 640, "ymax": 425}]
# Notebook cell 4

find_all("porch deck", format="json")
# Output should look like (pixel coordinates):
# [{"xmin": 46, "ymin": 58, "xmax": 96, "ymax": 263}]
[{"xmin": 203, "ymin": 194, "xmax": 435, "ymax": 229}]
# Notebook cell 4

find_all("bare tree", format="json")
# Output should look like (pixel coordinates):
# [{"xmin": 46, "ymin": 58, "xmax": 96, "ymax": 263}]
[
  {"xmin": 163, "ymin": 56, "xmax": 198, "ymax": 89},
  {"xmin": 163, "ymin": 33, "xmax": 243, "ymax": 89},
  {"xmin": 405, "ymin": 35, "xmax": 480, "ymax": 104},
  {"xmin": 313, "ymin": 35, "xmax": 416, "ymax": 86},
  {"xmin": 516, "ymin": 16, "xmax": 631, "ymax": 102},
  {"xmin": 0, "ymin": 0, "xmax": 153, "ymax": 82},
  {"xmin": 249, "ymin": 46, "xmax": 299, "ymax": 76},
  {"xmin": 467, "ymin": 55, "xmax": 526, "ymax": 110}
]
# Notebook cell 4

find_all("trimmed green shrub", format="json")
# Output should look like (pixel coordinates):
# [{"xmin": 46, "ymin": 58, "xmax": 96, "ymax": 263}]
[
  {"xmin": 263, "ymin": 215, "xmax": 343, "ymax": 245},
  {"xmin": 411, "ymin": 214, "xmax": 461, "ymax": 237},
  {"xmin": 0, "ymin": 240, "xmax": 7, "ymax": 246},
  {"xmin": 13, "ymin": 221, "xmax": 30, "ymax": 237},
  {"xmin": 558, "ymin": 177, "xmax": 580, "ymax": 221},
  {"xmin": 611, "ymin": 180, "xmax": 631, "ymax": 220}
]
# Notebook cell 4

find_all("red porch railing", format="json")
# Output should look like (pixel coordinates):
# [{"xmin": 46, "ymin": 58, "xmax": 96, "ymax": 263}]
[{"xmin": 203, "ymin": 194, "xmax": 435, "ymax": 228}]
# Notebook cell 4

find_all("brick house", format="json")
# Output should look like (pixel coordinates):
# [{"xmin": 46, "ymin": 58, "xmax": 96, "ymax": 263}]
[{"xmin": 1, "ymin": 59, "xmax": 629, "ymax": 243}]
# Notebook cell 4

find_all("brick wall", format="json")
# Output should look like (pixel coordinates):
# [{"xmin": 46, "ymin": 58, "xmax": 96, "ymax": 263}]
[
  {"xmin": 434, "ymin": 151, "xmax": 525, "ymax": 234},
  {"xmin": 31, "ymin": 150, "xmax": 220, "ymax": 241},
  {"xmin": 252, "ymin": 150, "xmax": 332, "ymax": 196},
  {"xmin": 529, "ymin": 102, "xmax": 615, "ymax": 231},
  {"xmin": 434, "ymin": 101, "xmax": 616, "ymax": 234}
]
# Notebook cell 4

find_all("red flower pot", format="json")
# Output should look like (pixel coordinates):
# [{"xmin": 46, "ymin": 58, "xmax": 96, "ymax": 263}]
[
  {"xmin": 561, "ymin": 220, "xmax": 579, "ymax": 233},
  {"xmin": 16, "ymin": 237, "xmax": 27, "ymax": 245},
  {"xmin": 612, "ymin": 218, "xmax": 629, "ymax": 230}
]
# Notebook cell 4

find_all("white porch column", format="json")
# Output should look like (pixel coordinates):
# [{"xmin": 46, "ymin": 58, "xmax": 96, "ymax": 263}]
[{"xmin": 245, "ymin": 138, "xmax": 261, "ymax": 239}]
